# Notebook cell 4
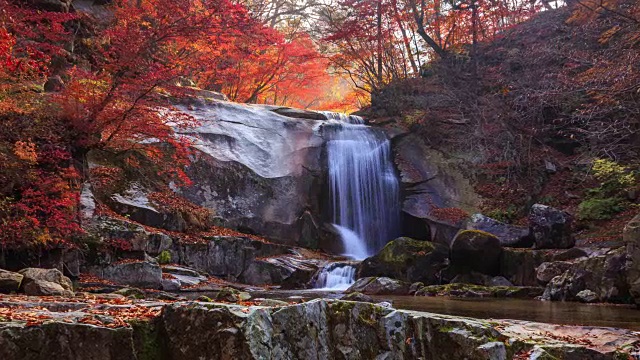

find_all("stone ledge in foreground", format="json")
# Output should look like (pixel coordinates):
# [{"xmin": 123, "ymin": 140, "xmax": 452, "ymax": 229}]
[{"xmin": 0, "ymin": 298, "xmax": 638, "ymax": 359}]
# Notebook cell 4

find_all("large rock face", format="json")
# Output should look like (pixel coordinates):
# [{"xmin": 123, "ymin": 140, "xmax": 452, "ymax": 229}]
[
  {"xmin": 542, "ymin": 247, "xmax": 630, "ymax": 303},
  {"xmin": 394, "ymin": 133, "xmax": 480, "ymax": 244},
  {"xmin": 175, "ymin": 100, "xmax": 328, "ymax": 247},
  {"xmin": 624, "ymin": 212, "xmax": 640, "ymax": 306},
  {"xmin": 357, "ymin": 237, "xmax": 449, "ymax": 284}
]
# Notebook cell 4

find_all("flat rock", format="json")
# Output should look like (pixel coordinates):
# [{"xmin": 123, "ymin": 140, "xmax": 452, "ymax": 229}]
[
  {"xmin": 93, "ymin": 261, "xmax": 162, "ymax": 289},
  {"xmin": 346, "ymin": 277, "xmax": 410, "ymax": 295},
  {"xmin": 467, "ymin": 213, "xmax": 533, "ymax": 248}
]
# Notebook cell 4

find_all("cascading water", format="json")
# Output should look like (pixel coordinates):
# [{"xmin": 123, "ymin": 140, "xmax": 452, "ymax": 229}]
[
  {"xmin": 313, "ymin": 263, "xmax": 356, "ymax": 291},
  {"xmin": 323, "ymin": 115, "xmax": 401, "ymax": 260}
]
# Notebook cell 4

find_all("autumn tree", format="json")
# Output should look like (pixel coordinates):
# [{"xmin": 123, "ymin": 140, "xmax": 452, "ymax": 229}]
[{"xmin": 320, "ymin": 0, "xmax": 420, "ymax": 93}]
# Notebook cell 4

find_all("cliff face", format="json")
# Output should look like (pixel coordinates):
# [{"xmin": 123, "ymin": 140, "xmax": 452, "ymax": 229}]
[{"xmin": 175, "ymin": 100, "xmax": 327, "ymax": 247}]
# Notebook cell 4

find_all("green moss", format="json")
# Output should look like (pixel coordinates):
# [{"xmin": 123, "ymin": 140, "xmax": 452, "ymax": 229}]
[
  {"xmin": 577, "ymin": 197, "xmax": 625, "ymax": 220},
  {"xmin": 438, "ymin": 325, "xmax": 456, "ymax": 333},
  {"xmin": 129, "ymin": 319, "xmax": 167, "ymax": 360},
  {"xmin": 355, "ymin": 304, "xmax": 382, "ymax": 327},
  {"xmin": 376, "ymin": 237, "xmax": 436, "ymax": 264},
  {"xmin": 157, "ymin": 250, "xmax": 171, "ymax": 264},
  {"xmin": 456, "ymin": 229, "xmax": 497, "ymax": 239}
]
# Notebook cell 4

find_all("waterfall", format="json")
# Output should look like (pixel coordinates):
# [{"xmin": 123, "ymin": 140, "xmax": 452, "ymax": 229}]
[
  {"xmin": 324, "ymin": 117, "xmax": 401, "ymax": 259},
  {"xmin": 321, "ymin": 111, "xmax": 364, "ymax": 124},
  {"xmin": 313, "ymin": 263, "xmax": 356, "ymax": 290}
]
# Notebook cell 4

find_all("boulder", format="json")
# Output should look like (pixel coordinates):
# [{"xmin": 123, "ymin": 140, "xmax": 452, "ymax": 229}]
[
  {"xmin": 466, "ymin": 213, "xmax": 533, "ymax": 248},
  {"xmin": 500, "ymin": 247, "xmax": 587, "ymax": 286},
  {"xmin": 19, "ymin": 268, "xmax": 74, "ymax": 297},
  {"xmin": 242, "ymin": 256, "xmax": 319, "ymax": 288},
  {"xmin": 161, "ymin": 278, "xmax": 181, "ymax": 292},
  {"xmin": 536, "ymin": 261, "xmax": 572, "ymax": 285},
  {"xmin": 175, "ymin": 236, "xmax": 315, "ymax": 287},
  {"xmin": 175, "ymin": 101, "xmax": 326, "ymax": 247},
  {"xmin": 409, "ymin": 282, "xmax": 424, "ymax": 295},
  {"xmin": 0, "ymin": 270, "xmax": 23, "ymax": 294},
  {"xmin": 357, "ymin": 237, "xmax": 449, "ymax": 284},
  {"xmin": 487, "ymin": 276, "xmax": 514, "ymax": 287},
  {"xmin": 181, "ymin": 86, "xmax": 229, "ymax": 101},
  {"xmin": 542, "ymin": 247, "xmax": 629, "ymax": 303},
  {"xmin": 88, "ymin": 215, "xmax": 174, "ymax": 256},
  {"xmin": 529, "ymin": 204, "xmax": 575, "ymax": 249},
  {"xmin": 161, "ymin": 265, "xmax": 207, "ymax": 287},
  {"xmin": 94, "ymin": 261, "xmax": 163, "ymax": 289},
  {"xmin": 450, "ymin": 230, "xmax": 503, "ymax": 275},
  {"xmin": 576, "ymin": 289, "xmax": 598, "ymax": 303},
  {"xmin": 341, "ymin": 292, "xmax": 374, "ymax": 303},
  {"xmin": 624, "ymin": 212, "xmax": 640, "ymax": 305},
  {"xmin": 346, "ymin": 277, "xmax": 409, "ymax": 295}
]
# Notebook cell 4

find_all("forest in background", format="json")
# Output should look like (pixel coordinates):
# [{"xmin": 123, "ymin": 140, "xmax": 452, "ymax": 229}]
[{"xmin": 0, "ymin": 0, "xmax": 638, "ymax": 250}]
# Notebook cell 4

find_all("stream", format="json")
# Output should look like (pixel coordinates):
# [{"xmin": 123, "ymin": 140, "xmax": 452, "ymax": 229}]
[{"xmin": 241, "ymin": 290, "xmax": 640, "ymax": 331}]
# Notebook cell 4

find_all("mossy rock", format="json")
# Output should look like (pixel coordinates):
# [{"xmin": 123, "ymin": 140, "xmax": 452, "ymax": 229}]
[
  {"xmin": 214, "ymin": 287, "xmax": 240, "ymax": 302},
  {"xmin": 358, "ymin": 237, "xmax": 449, "ymax": 284},
  {"xmin": 416, "ymin": 283, "xmax": 543, "ymax": 299},
  {"xmin": 451, "ymin": 230, "xmax": 502, "ymax": 275}
]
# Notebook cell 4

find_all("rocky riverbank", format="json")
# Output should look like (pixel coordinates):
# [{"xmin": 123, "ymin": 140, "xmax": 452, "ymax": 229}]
[{"xmin": 0, "ymin": 295, "xmax": 638, "ymax": 360}]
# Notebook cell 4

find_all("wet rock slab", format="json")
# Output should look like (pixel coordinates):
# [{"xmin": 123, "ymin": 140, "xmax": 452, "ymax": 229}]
[{"xmin": 0, "ymin": 296, "xmax": 638, "ymax": 359}]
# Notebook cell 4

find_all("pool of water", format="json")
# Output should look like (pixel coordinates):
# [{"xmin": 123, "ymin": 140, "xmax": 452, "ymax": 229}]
[{"xmin": 213, "ymin": 290, "xmax": 640, "ymax": 331}]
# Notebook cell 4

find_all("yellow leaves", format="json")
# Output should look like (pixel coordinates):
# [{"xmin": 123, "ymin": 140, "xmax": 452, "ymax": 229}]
[
  {"xmin": 592, "ymin": 158, "xmax": 636, "ymax": 187},
  {"xmin": 13, "ymin": 140, "xmax": 37, "ymax": 163},
  {"xmin": 35, "ymin": 228, "xmax": 52, "ymax": 244}
]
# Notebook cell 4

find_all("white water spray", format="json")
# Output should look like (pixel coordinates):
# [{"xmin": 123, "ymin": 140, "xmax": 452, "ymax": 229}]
[
  {"xmin": 313, "ymin": 263, "xmax": 356, "ymax": 290},
  {"xmin": 324, "ymin": 116, "xmax": 401, "ymax": 259}
]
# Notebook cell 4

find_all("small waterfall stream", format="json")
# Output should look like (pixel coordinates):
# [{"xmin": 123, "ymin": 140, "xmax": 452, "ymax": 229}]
[
  {"xmin": 323, "ymin": 114, "xmax": 401, "ymax": 259},
  {"xmin": 313, "ymin": 263, "xmax": 356, "ymax": 290}
]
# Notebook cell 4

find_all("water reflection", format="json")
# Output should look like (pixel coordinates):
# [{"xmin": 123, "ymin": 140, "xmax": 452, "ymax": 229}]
[
  {"xmin": 224, "ymin": 290, "xmax": 640, "ymax": 331},
  {"xmin": 380, "ymin": 296, "xmax": 640, "ymax": 330}
]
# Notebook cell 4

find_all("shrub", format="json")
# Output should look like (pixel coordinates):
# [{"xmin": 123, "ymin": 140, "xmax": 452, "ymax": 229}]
[
  {"xmin": 158, "ymin": 250, "xmax": 171, "ymax": 264},
  {"xmin": 577, "ymin": 197, "xmax": 625, "ymax": 221}
]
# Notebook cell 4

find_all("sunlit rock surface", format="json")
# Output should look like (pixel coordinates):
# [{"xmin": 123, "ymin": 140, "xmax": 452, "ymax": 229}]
[{"xmin": 175, "ymin": 100, "xmax": 327, "ymax": 247}]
